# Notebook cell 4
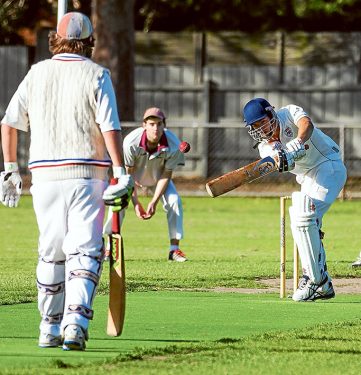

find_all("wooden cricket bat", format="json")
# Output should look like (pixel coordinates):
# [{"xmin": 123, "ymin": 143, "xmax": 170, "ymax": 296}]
[
  {"xmin": 205, "ymin": 155, "xmax": 279, "ymax": 197},
  {"xmin": 107, "ymin": 178, "xmax": 126, "ymax": 336}
]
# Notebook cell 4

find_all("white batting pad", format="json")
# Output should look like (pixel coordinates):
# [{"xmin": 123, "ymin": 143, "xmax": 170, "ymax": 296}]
[
  {"xmin": 61, "ymin": 255, "xmax": 103, "ymax": 331},
  {"xmin": 37, "ymin": 259, "xmax": 65, "ymax": 336},
  {"xmin": 289, "ymin": 191, "xmax": 323, "ymax": 283}
]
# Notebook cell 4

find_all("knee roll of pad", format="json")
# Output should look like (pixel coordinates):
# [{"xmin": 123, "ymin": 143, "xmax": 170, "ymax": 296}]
[
  {"xmin": 67, "ymin": 255, "xmax": 102, "ymax": 278},
  {"xmin": 37, "ymin": 259, "xmax": 65, "ymax": 285},
  {"xmin": 289, "ymin": 191, "xmax": 317, "ymax": 227}
]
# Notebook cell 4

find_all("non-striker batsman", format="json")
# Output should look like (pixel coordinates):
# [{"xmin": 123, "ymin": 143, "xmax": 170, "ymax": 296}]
[
  {"xmin": 0, "ymin": 12, "xmax": 133, "ymax": 350},
  {"xmin": 243, "ymin": 98, "xmax": 347, "ymax": 302}
]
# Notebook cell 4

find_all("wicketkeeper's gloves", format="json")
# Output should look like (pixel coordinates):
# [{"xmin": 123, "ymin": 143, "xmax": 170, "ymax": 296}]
[{"xmin": 0, "ymin": 162, "xmax": 22, "ymax": 208}]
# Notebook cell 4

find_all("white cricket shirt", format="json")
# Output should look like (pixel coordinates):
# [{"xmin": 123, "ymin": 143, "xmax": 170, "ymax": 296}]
[
  {"xmin": 123, "ymin": 127, "xmax": 185, "ymax": 187},
  {"xmin": 259, "ymin": 104, "xmax": 341, "ymax": 175}
]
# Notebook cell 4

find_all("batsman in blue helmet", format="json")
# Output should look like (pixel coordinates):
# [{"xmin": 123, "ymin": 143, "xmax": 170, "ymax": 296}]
[{"xmin": 243, "ymin": 98, "xmax": 347, "ymax": 302}]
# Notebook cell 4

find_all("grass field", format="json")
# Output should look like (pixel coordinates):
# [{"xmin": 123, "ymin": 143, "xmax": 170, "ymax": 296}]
[{"xmin": 1, "ymin": 195, "xmax": 361, "ymax": 374}]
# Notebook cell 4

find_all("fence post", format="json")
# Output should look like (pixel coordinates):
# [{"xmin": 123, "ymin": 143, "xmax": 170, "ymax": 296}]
[
  {"xmin": 57, "ymin": 0, "xmax": 68, "ymax": 22},
  {"xmin": 278, "ymin": 31, "xmax": 286, "ymax": 85},
  {"xmin": 339, "ymin": 124, "xmax": 346, "ymax": 200},
  {"xmin": 200, "ymin": 80, "xmax": 216, "ymax": 178},
  {"xmin": 194, "ymin": 32, "xmax": 207, "ymax": 84}
]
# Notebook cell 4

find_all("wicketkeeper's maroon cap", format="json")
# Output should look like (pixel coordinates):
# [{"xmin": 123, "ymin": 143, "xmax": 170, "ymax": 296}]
[
  {"xmin": 143, "ymin": 107, "xmax": 166, "ymax": 121},
  {"xmin": 57, "ymin": 12, "xmax": 93, "ymax": 40}
]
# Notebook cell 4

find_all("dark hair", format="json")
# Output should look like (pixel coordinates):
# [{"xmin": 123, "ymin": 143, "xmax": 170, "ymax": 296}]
[{"xmin": 48, "ymin": 31, "xmax": 95, "ymax": 58}]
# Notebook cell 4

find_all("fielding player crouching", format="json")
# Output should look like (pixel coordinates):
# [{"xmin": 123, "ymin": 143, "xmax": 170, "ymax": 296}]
[
  {"xmin": 243, "ymin": 98, "xmax": 347, "ymax": 302},
  {"xmin": 0, "ymin": 12, "xmax": 133, "ymax": 349},
  {"xmin": 104, "ymin": 107, "xmax": 188, "ymax": 262}
]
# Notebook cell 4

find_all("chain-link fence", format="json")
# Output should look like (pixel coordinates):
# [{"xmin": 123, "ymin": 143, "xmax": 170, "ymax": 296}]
[{"xmin": 9, "ymin": 121, "xmax": 361, "ymax": 198}]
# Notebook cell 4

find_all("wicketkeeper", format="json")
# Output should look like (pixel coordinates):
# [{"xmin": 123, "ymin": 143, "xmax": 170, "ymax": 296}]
[
  {"xmin": 0, "ymin": 12, "xmax": 133, "ymax": 350},
  {"xmin": 243, "ymin": 98, "xmax": 347, "ymax": 302}
]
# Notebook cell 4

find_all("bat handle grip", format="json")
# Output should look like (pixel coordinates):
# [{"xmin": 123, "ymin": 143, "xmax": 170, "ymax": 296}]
[{"xmin": 110, "ymin": 178, "xmax": 120, "ymax": 233}]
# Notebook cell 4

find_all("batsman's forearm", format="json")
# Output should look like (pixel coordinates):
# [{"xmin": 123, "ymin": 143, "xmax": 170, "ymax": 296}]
[
  {"xmin": 103, "ymin": 130, "xmax": 124, "ymax": 167},
  {"xmin": 296, "ymin": 117, "xmax": 314, "ymax": 143},
  {"xmin": 1, "ymin": 124, "xmax": 18, "ymax": 162}
]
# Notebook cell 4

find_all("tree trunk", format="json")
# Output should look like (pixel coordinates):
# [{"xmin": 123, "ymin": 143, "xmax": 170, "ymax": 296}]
[{"xmin": 92, "ymin": 0, "xmax": 135, "ymax": 121}]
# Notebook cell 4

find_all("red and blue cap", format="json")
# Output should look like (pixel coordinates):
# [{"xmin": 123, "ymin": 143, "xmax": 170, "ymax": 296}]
[
  {"xmin": 243, "ymin": 98, "xmax": 273, "ymax": 126},
  {"xmin": 57, "ymin": 12, "xmax": 93, "ymax": 40}
]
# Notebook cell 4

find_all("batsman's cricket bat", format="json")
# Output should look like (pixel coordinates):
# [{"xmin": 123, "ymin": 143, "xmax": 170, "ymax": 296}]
[
  {"xmin": 107, "ymin": 178, "xmax": 126, "ymax": 336},
  {"xmin": 205, "ymin": 155, "xmax": 278, "ymax": 197}
]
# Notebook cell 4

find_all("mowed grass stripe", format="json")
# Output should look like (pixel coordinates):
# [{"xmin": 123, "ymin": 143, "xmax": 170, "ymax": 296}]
[
  {"xmin": 1, "ymin": 292, "xmax": 361, "ymax": 373},
  {"xmin": 1, "ymin": 196, "xmax": 361, "ymax": 374}
]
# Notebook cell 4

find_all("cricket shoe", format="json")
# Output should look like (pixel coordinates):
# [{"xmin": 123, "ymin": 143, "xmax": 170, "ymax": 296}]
[
  {"xmin": 313, "ymin": 277, "xmax": 335, "ymax": 301},
  {"xmin": 62, "ymin": 324, "xmax": 86, "ymax": 351},
  {"xmin": 169, "ymin": 249, "xmax": 188, "ymax": 262},
  {"xmin": 38, "ymin": 332, "xmax": 62, "ymax": 348},
  {"xmin": 292, "ymin": 274, "xmax": 329, "ymax": 302},
  {"xmin": 351, "ymin": 255, "xmax": 361, "ymax": 268}
]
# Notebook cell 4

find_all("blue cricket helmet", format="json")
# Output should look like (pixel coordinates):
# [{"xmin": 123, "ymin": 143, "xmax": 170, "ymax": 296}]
[{"xmin": 243, "ymin": 98, "xmax": 274, "ymax": 126}]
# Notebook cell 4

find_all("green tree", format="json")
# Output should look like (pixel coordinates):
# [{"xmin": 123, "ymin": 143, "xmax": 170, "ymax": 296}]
[
  {"xmin": 0, "ymin": 0, "xmax": 92, "ymax": 45},
  {"xmin": 3, "ymin": 0, "xmax": 361, "ymax": 45},
  {"xmin": 0, "ymin": 0, "xmax": 51, "ymax": 44},
  {"xmin": 92, "ymin": 0, "xmax": 135, "ymax": 121},
  {"xmin": 134, "ymin": 0, "xmax": 361, "ymax": 32}
]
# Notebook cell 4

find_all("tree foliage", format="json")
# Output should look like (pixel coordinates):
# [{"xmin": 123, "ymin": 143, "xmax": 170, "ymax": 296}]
[
  {"xmin": 2, "ymin": 0, "xmax": 361, "ymax": 45},
  {"xmin": 0, "ymin": 0, "xmax": 90, "ymax": 45},
  {"xmin": 93, "ymin": 0, "xmax": 135, "ymax": 120},
  {"xmin": 134, "ymin": 0, "xmax": 361, "ymax": 32},
  {"xmin": 0, "ymin": 0, "xmax": 51, "ymax": 44}
]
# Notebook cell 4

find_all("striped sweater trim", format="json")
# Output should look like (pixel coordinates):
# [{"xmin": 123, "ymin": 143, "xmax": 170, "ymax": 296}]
[
  {"xmin": 52, "ymin": 54, "xmax": 88, "ymax": 62},
  {"xmin": 29, "ymin": 158, "xmax": 112, "ymax": 170}
]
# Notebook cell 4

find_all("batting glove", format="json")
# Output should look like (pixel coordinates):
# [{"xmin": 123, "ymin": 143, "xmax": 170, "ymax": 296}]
[
  {"xmin": 286, "ymin": 138, "xmax": 306, "ymax": 161},
  {"xmin": 0, "ymin": 162, "xmax": 22, "ymax": 208},
  {"xmin": 103, "ymin": 167, "xmax": 134, "ymax": 207},
  {"xmin": 277, "ymin": 149, "xmax": 295, "ymax": 173}
]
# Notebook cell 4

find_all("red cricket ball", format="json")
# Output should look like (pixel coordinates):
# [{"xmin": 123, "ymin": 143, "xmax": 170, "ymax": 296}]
[{"xmin": 179, "ymin": 141, "xmax": 191, "ymax": 153}]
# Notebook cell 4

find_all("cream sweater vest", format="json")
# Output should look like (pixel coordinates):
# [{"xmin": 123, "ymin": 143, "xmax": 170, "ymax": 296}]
[{"xmin": 26, "ymin": 58, "xmax": 111, "ymax": 182}]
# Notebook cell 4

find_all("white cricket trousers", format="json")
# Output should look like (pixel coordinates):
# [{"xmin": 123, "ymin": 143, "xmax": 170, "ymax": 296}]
[
  {"xmin": 159, "ymin": 180, "xmax": 183, "ymax": 240},
  {"xmin": 298, "ymin": 159, "xmax": 347, "ymax": 224},
  {"xmin": 293, "ymin": 159, "xmax": 347, "ymax": 282},
  {"xmin": 30, "ymin": 178, "xmax": 106, "ymax": 336}
]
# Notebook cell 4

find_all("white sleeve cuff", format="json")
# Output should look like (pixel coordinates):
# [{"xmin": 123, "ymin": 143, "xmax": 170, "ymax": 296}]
[
  {"xmin": 4, "ymin": 162, "xmax": 19, "ymax": 172},
  {"xmin": 112, "ymin": 166, "xmax": 126, "ymax": 178}
]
